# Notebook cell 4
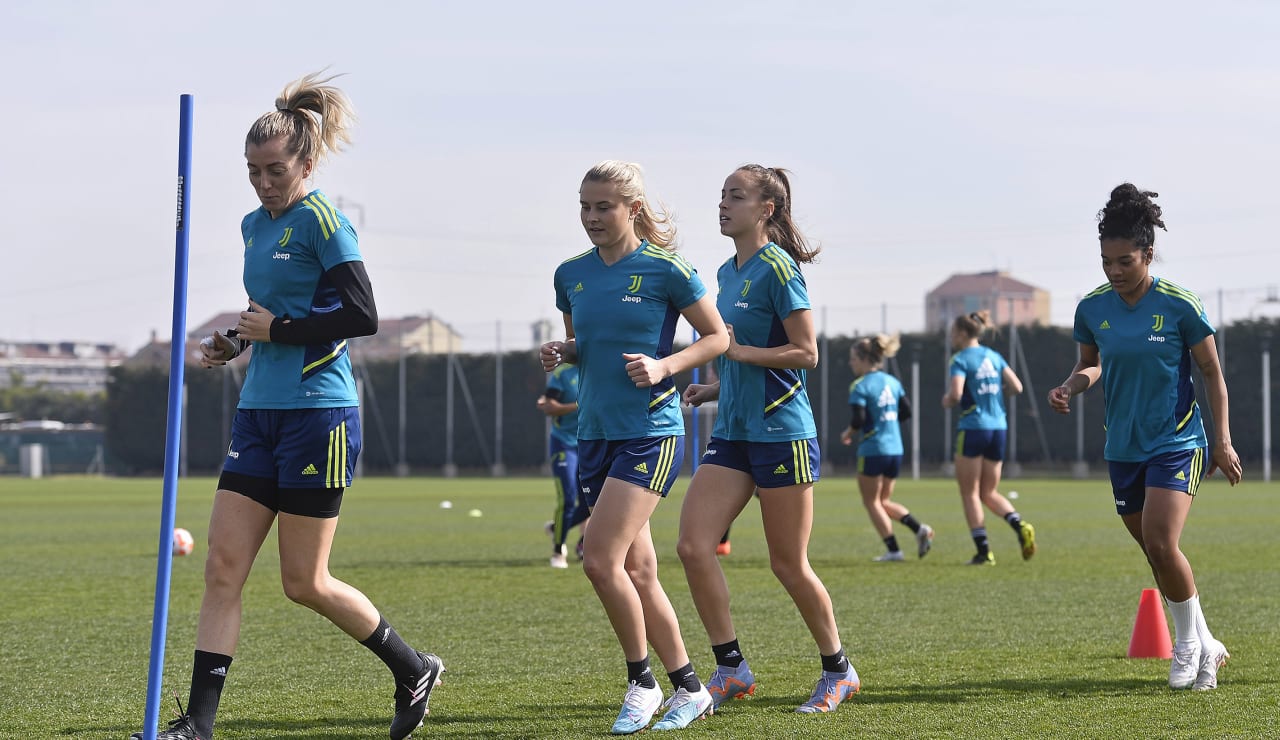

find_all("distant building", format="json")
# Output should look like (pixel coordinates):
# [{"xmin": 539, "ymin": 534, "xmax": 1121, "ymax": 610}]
[
  {"xmin": 0, "ymin": 340, "xmax": 127, "ymax": 393},
  {"xmin": 127, "ymin": 312, "xmax": 464, "ymax": 368},
  {"xmin": 925, "ymin": 271, "xmax": 1049, "ymax": 332}
]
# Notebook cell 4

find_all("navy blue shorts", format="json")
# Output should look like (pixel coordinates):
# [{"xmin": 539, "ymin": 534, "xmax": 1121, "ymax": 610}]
[
  {"xmin": 578, "ymin": 436, "xmax": 685, "ymax": 507},
  {"xmin": 955, "ymin": 429, "xmax": 1006, "ymax": 461},
  {"xmin": 222, "ymin": 407, "xmax": 361, "ymax": 488},
  {"xmin": 700, "ymin": 437, "xmax": 820, "ymax": 489},
  {"xmin": 1108, "ymin": 447, "xmax": 1205, "ymax": 515},
  {"xmin": 858, "ymin": 454, "xmax": 902, "ymax": 478}
]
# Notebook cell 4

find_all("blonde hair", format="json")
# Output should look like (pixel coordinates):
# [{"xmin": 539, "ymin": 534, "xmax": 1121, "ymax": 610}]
[
  {"xmin": 582, "ymin": 160, "xmax": 677, "ymax": 248},
  {"xmin": 245, "ymin": 71, "xmax": 355, "ymax": 166},
  {"xmin": 953, "ymin": 310, "xmax": 994, "ymax": 340},
  {"xmin": 853, "ymin": 333, "xmax": 901, "ymax": 366}
]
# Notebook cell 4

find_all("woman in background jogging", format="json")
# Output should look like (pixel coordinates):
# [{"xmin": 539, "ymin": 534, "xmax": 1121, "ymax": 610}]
[
  {"xmin": 541, "ymin": 160, "xmax": 729, "ymax": 734},
  {"xmin": 537, "ymin": 362, "xmax": 588, "ymax": 568},
  {"xmin": 843, "ymin": 334, "xmax": 933, "ymax": 562},
  {"xmin": 134, "ymin": 73, "xmax": 441, "ymax": 740},
  {"xmin": 1048, "ymin": 183, "xmax": 1241, "ymax": 690},
  {"xmin": 943, "ymin": 310, "xmax": 1036, "ymax": 565},
  {"xmin": 677, "ymin": 165, "xmax": 860, "ymax": 716}
]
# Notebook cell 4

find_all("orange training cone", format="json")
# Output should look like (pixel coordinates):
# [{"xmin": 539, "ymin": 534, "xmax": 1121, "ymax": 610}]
[{"xmin": 1127, "ymin": 588, "xmax": 1173, "ymax": 659}]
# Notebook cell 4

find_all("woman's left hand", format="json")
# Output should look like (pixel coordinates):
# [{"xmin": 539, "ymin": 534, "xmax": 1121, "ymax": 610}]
[
  {"xmin": 622, "ymin": 352, "xmax": 668, "ymax": 388},
  {"xmin": 235, "ymin": 299, "xmax": 276, "ymax": 343},
  {"xmin": 1208, "ymin": 441, "xmax": 1243, "ymax": 486}
]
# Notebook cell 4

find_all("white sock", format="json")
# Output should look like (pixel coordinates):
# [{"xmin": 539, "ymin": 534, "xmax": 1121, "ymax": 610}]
[
  {"xmin": 1167, "ymin": 595, "xmax": 1200, "ymax": 651},
  {"xmin": 1191, "ymin": 593, "xmax": 1216, "ymax": 644}
]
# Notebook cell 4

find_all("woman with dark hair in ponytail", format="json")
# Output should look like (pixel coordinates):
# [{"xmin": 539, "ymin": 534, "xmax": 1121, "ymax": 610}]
[
  {"xmin": 1048, "ymin": 183, "xmax": 1241, "ymax": 691},
  {"xmin": 677, "ymin": 165, "xmax": 859, "ymax": 716},
  {"xmin": 943, "ymin": 309, "xmax": 1035, "ymax": 566}
]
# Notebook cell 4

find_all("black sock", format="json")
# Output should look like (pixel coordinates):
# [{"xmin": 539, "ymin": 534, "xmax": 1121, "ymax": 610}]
[
  {"xmin": 720, "ymin": 528, "xmax": 731, "ymax": 544},
  {"xmin": 1004, "ymin": 512, "xmax": 1022, "ymax": 532},
  {"xmin": 359, "ymin": 616, "xmax": 423, "ymax": 680},
  {"xmin": 900, "ymin": 513, "xmax": 922, "ymax": 534},
  {"xmin": 883, "ymin": 535, "xmax": 901, "ymax": 553},
  {"xmin": 712, "ymin": 639, "xmax": 744, "ymax": 668},
  {"xmin": 627, "ymin": 656, "xmax": 657, "ymax": 689},
  {"xmin": 188, "ymin": 650, "xmax": 232, "ymax": 739},
  {"xmin": 667, "ymin": 662, "xmax": 701, "ymax": 693},
  {"xmin": 821, "ymin": 648, "xmax": 849, "ymax": 674},
  {"xmin": 971, "ymin": 528, "xmax": 989, "ymax": 556}
]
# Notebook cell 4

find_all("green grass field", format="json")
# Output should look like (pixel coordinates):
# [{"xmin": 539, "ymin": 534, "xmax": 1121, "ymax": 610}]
[{"xmin": 2, "ymin": 474, "xmax": 1277, "ymax": 739}]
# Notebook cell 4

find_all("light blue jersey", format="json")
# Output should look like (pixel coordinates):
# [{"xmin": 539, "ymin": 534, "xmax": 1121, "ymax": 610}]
[
  {"xmin": 239, "ymin": 190, "xmax": 361, "ymax": 409},
  {"xmin": 546, "ymin": 363, "xmax": 580, "ymax": 449},
  {"xmin": 1074, "ymin": 276, "xmax": 1213, "ymax": 462},
  {"xmin": 712, "ymin": 243, "xmax": 816, "ymax": 442},
  {"xmin": 949, "ymin": 345, "xmax": 1010, "ymax": 431},
  {"xmin": 849, "ymin": 370, "xmax": 905, "ymax": 456},
  {"xmin": 554, "ymin": 241, "xmax": 706, "ymax": 440}
]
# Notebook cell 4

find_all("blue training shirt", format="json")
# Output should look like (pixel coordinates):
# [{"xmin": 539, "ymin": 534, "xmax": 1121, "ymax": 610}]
[
  {"xmin": 712, "ymin": 243, "xmax": 816, "ymax": 442},
  {"xmin": 546, "ymin": 363, "xmax": 580, "ymax": 449},
  {"xmin": 849, "ymin": 370, "xmax": 906, "ymax": 456},
  {"xmin": 1074, "ymin": 276, "xmax": 1213, "ymax": 462},
  {"xmin": 238, "ymin": 190, "xmax": 361, "ymax": 409},
  {"xmin": 949, "ymin": 345, "xmax": 1010, "ymax": 431},
  {"xmin": 554, "ymin": 241, "xmax": 706, "ymax": 440}
]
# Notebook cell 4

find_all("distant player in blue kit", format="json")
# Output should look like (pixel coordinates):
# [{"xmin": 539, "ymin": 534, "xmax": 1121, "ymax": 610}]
[
  {"xmin": 677, "ymin": 165, "xmax": 860, "ymax": 715},
  {"xmin": 541, "ymin": 160, "xmax": 729, "ymax": 734},
  {"xmin": 133, "ymin": 73, "xmax": 441, "ymax": 740},
  {"xmin": 1048, "ymin": 183, "xmax": 1241, "ymax": 691},
  {"xmin": 943, "ymin": 310, "xmax": 1036, "ymax": 565},
  {"xmin": 842, "ymin": 334, "xmax": 933, "ymax": 562},
  {"xmin": 537, "ymin": 362, "xmax": 588, "ymax": 568}
]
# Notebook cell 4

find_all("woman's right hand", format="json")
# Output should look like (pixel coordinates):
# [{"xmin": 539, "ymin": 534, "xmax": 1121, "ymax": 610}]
[
  {"xmin": 540, "ymin": 341, "xmax": 567, "ymax": 372},
  {"xmin": 198, "ymin": 331, "xmax": 238, "ymax": 368},
  {"xmin": 682, "ymin": 383, "xmax": 717, "ymax": 407},
  {"xmin": 1047, "ymin": 385, "xmax": 1073, "ymax": 415}
]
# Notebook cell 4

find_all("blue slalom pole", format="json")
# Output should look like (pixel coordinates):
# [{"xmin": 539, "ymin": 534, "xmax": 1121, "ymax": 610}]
[{"xmin": 142, "ymin": 93, "xmax": 193, "ymax": 740}]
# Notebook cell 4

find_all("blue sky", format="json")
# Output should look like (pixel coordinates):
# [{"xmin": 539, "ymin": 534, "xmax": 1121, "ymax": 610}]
[{"xmin": 4, "ymin": 0, "xmax": 1278, "ymax": 353}]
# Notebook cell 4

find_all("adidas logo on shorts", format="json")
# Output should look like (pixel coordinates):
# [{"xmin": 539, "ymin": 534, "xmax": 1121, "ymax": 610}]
[
  {"xmin": 774, "ymin": 464, "xmax": 788, "ymax": 474},
  {"xmin": 301, "ymin": 463, "xmax": 319, "ymax": 476},
  {"xmin": 633, "ymin": 462, "xmax": 649, "ymax": 474}
]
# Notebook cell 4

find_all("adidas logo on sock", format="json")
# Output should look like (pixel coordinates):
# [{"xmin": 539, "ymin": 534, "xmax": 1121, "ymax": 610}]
[
  {"xmin": 633, "ymin": 462, "xmax": 649, "ymax": 474},
  {"xmin": 210, "ymin": 666, "xmax": 227, "ymax": 677},
  {"xmin": 301, "ymin": 463, "xmax": 319, "ymax": 475},
  {"xmin": 773, "ymin": 464, "xmax": 788, "ymax": 474}
]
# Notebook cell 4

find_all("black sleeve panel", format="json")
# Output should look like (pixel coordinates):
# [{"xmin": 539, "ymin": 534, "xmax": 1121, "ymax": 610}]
[
  {"xmin": 849, "ymin": 404, "xmax": 867, "ymax": 430},
  {"xmin": 544, "ymin": 388, "xmax": 564, "ymax": 402},
  {"xmin": 269, "ymin": 261, "xmax": 378, "ymax": 345},
  {"xmin": 898, "ymin": 395, "xmax": 913, "ymax": 422}
]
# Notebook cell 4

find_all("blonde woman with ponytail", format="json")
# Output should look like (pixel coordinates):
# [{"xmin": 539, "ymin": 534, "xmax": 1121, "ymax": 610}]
[
  {"xmin": 943, "ymin": 310, "xmax": 1035, "ymax": 566},
  {"xmin": 843, "ymin": 334, "xmax": 934, "ymax": 562},
  {"xmin": 134, "ymin": 73, "xmax": 442, "ymax": 740},
  {"xmin": 542, "ymin": 160, "xmax": 729, "ymax": 733}
]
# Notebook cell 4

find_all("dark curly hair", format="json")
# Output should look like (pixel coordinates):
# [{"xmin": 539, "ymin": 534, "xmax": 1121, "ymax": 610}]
[{"xmin": 1097, "ymin": 183, "xmax": 1166, "ymax": 249}]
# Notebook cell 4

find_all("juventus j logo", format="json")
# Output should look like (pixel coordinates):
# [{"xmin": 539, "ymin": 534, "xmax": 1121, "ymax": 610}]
[
  {"xmin": 278, "ymin": 227, "xmax": 293, "ymax": 247},
  {"xmin": 627, "ymin": 275, "xmax": 643, "ymax": 293},
  {"xmin": 740, "ymin": 279, "xmax": 752, "ymax": 297},
  {"xmin": 1150, "ymin": 314, "xmax": 1164, "ymax": 332}
]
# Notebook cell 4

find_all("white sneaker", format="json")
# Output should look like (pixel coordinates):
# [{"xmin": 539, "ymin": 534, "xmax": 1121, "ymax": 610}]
[
  {"xmin": 651, "ymin": 685, "xmax": 713, "ymax": 730},
  {"xmin": 1193, "ymin": 639, "xmax": 1229, "ymax": 690},
  {"xmin": 1169, "ymin": 642, "xmax": 1201, "ymax": 689},
  {"xmin": 916, "ymin": 524, "xmax": 934, "ymax": 558},
  {"xmin": 550, "ymin": 549, "xmax": 569, "ymax": 569},
  {"xmin": 611, "ymin": 681, "xmax": 664, "ymax": 734},
  {"xmin": 872, "ymin": 550, "xmax": 905, "ymax": 562}
]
